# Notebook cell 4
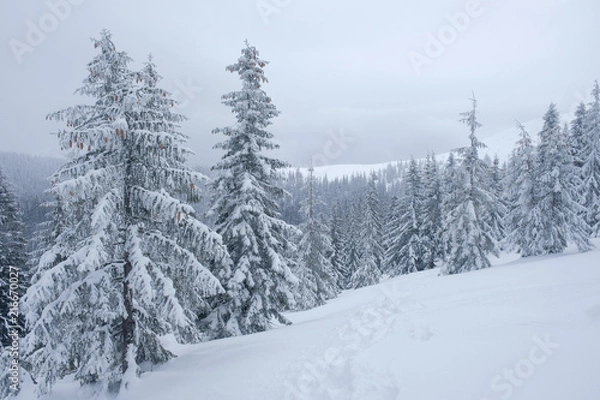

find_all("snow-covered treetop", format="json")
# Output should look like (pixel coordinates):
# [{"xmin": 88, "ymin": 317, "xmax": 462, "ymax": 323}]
[
  {"xmin": 78, "ymin": 29, "xmax": 133, "ymax": 99},
  {"xmin": 227, "ymin": 41, "xmax": 269, "ymax": 90},
  {"xmin": 218, "ymin": 41, "xmax": 280, "ymax": 134},
  {"xmin": 459, "ymin": 94, "xmax": 486, "ymax": 153},
  {"xmin": 539, "ymin": 103, "xmax": 561, "ymax": 138}
]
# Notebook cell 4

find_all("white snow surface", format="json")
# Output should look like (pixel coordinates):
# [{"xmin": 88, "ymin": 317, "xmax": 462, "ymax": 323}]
[{"xmin": 23, "ymin": 239, "xmax": 600, "ymax": 400}]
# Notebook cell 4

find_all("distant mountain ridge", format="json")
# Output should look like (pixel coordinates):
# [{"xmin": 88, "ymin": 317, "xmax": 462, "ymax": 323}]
[
  {"xmin": 0, "ymin": 117, "xmax": 545, "ymax": 193},
  {"xmin": 0, "ymin": 152, "xmax": 64, "ymax": 199},
  {"xmin": 0, "ymin": 151, "xmax": 65, "ymax": 236},
  {"xmin": 288, "ymin": 118, "xmax": 543, "ymax": 180}
]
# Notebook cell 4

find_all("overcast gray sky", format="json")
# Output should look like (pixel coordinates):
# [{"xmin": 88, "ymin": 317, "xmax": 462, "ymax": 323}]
[{"xmin": 1, "ymin": 0, "xmax": 599, "ymax": 167}]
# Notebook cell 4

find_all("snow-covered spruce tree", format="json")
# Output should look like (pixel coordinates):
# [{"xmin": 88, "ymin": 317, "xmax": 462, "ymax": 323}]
[
  {"xmin": 363, "ymin": 173, "xmax": 384, "ymax": 268},
  {"xmin": 487, "ymin": 155, "xmax": 506, "ymax": 243},
  {"xmin": 570, "ymin": 101, "xmax": 588, "ymax": 169},
  {"xmin": 422, "ymin": 152, "xmax": 444, "ymax": 269},
  {"xmin": 504, "ymin": 121, "xmax": 544, "ymax": 256},
  {"xmin": 0, "ymin": 168, "xmax": 27, "ymax": 347},
  {"xmin": 441, "ymin": 96, "xmax": 500, "ymax": 275},
  {"xmin": 349, "ymin": 175, "xmax": 383, "ymax": 288},
  {"xmin": 385, "ymin": 158, "xmax": 428, "ymax": 275},
  {"xmin": 22, "ymin": 31, "xmax": 229, "ymax": 395},
  {"xmin": 533, "ymin": 104, "xmax": 591, "ymax": 253},
  {"xmin": 382, "ymin": 195, "xmax": 401, "ymax": 275},
  {"xmin": 441, "ymin": 153, "xmax": 461, "ymax": 215},
  {"xmin": 209, "ymin": 42, "xmax": 298, "ymax": 336},
  {"xmin": 293, "ymin": 167, "xmax": 338, "ymax": 310},
  {"xmin": 329, "ymin": 203, "xmax": 349, "ymax": 289},
  {"xmin": 346, "ymin": 198, "xmax": 368, "ymax": 288},
  {"xmin": 579, "ymin": 82, "xmax": 600, "ymax": 237},
  {"xmin": 440, "ymin": 151, "xmax": 461, "ymax": 259}
]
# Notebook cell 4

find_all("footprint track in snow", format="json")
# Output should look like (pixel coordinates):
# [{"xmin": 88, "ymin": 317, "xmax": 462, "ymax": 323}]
[{"xmin": 281, "ymin": 282, "xmax": 430, "ymax": 399}]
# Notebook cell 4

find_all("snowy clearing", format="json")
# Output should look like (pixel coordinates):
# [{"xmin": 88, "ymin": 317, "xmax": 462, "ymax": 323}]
[{"xmin": 24, "ymin": 239, "xmax": 600, "ymax": 400}]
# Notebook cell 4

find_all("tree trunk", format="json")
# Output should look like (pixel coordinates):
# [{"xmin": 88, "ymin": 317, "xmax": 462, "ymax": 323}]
[
  {"xmin": 122, "ymin": 257, "xmax": 134, "ymax": 374},
  {"xmin": 122, "ymin": 140, "xmax": 135, "ymax": 378}
]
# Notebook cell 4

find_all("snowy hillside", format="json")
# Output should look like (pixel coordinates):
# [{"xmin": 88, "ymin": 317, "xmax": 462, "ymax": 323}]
[
  {"xmin": 26, "ymin": 240, "xmax": 600, "ymax": 400},
  {"xmin": 293, "ymin": 119, "xmax": 543, "ymax": 180}
]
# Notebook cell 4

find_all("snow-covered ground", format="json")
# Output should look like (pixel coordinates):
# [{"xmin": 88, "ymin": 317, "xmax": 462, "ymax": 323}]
[{"xmin": 24, "ymin": 239, "xmax": 600, "ymax": 400}]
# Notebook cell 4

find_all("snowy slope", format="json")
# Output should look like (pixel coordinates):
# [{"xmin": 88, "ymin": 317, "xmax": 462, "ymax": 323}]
[
  {"xmin": 291, "ymin": 119, "xmax": 544, "ymax": 180},
  {"xmin": 25, "ymin": 240, "xmax": 600, "ymax": 400}
]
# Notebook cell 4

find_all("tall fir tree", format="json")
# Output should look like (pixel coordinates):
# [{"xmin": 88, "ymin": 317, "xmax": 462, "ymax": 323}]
[
  {"xmin": 329, "ymin": 202, "xmax": 348, "ymax": 290},
  {"xmin": 349, "ymin": 176, "xmax": 383, "ymax": 288},
  {"xmin": 579, "ymin": 82, "xmax": 600, "ymax": 237},
  {"xmin": 570, "ymin": 102, "xmax": 588, "ymax": 169},
  {"xmin": 441, "ymin": 151, "xmax": 461, "ymax": 259},
  {"xmin": 504, "ymin": 121, "xmax": 543, "ymax": 256},
  {"xmin": 293, "ymin": 167, "xmax": 338, "ymax": 310},
  {"xmin": 363, "ymin": 173, "xmax": 385, "ymax": 269},
  {"xmin": 346, "ymin": 198, "xmax": 368, "ymax": 288},
  {"xmin": 382, "ymin": 195, "xmax": 401, "ymax": 275},
  {"xmin": 487, "ymin": 155, "xmax": 506, "ymax": 243},
  {"xmin": 422, "ymin": 152, "xmax": 444, "ymax": 268},
  {"xmin": 441, "ymin": 96, "xmax": 499, "ymax": 275},
  {"xmin": 209, "ymin": 42, "xmax": 298, "ymax": 335},
  {"xmin": 533, "ymin": 104, "xmax": 591, "ymax": 254},
  {"xmin": 385, "ymin": 158, "xmax": 428, "ymax": 275},
  {"xmin": 22, "ymin": 31, "xmax": 229, "ymax": 395}
]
